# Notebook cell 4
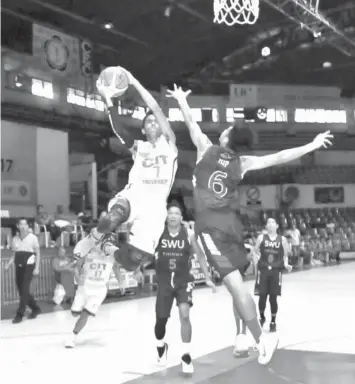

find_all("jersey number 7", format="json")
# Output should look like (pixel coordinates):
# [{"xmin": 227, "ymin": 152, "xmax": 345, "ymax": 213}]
[{"xmin": 208, "ymin": 171, "xmax": 228, "ymax": 197}]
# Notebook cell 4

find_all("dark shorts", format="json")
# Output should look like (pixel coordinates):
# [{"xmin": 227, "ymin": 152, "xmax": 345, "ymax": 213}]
[
  {"xmin": 197, "ymin": 228, "xmax": 248, "ymax": 280},
  {"xmin": 155, "ymin": 279, "xmax": 194, "ymax": 318},
  {"xmin": 254, "ymin": 268, "xmax": 282, "ymax": 296}
]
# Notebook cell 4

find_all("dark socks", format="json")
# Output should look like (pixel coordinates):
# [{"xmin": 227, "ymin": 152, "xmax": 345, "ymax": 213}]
[
  {"xmin": 181, "ymin": 353, "xmax": 192, "ymax": 364},
  {"xmin": 271, "ymin": 314, "xmax": 276, "ymax": 323},
  {"xmin": 157, "ymin": 344, "xmax": 166, "ymax": 358}
]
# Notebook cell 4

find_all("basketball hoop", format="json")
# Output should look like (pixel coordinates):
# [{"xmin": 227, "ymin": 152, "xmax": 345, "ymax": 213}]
[{"xmin": 213, "ymin": 0, "xmax": 260, "ymax": 26}]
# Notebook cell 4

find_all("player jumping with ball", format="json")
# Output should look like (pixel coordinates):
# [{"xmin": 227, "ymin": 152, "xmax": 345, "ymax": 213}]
[
  {"xmin": 167, "ymin": 84, "xmax": 333, "ymax": 365},
  {"xmin": 74, "ymin": 67, "xmax": 178, "ymax": 275}
]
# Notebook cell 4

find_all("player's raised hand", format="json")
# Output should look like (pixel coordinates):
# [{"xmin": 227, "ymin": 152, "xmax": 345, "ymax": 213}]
[
  {"xmin": 205, "ymin": 278, "xmax": 217, "ymax": 293},
  {"xmin": 166, "ymin": 84, "xmax": 191, "ymax": 101},
  {"xmin": 312, "ymin": 131, "xmax": 333, "ymax": 149}
]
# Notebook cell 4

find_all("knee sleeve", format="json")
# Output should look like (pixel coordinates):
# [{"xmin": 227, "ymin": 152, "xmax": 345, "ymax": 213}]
[
  {"xmin": 155, "ymin": 317, "xmax": 168, "ymax": 340},
  {"xmin": 269, "ymin": 295, "xmax": 278, "ymax": 314},
  {"xmin": 98, "ymin": 197, "xmax": 130, "ymax": 233},
  {"xmin": 114, "ymin": 243, "xmax": 152, "ymax": 271}
]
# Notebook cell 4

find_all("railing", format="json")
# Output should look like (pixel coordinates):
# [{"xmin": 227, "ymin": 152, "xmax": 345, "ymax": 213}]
[{"xmin": 1, "ymin": 255, "xmax": 55, "ymax": 306}]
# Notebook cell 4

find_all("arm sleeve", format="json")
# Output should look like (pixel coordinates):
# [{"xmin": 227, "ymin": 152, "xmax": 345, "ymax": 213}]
[{"xmin": 107, "ymin": 106, "xmax": 135, "ymax": 148}]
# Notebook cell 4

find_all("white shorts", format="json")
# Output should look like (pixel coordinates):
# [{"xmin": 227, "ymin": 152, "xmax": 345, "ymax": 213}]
[
  {"xmin": 108, "ymin": 189, "xmax": 167, "ymax": 255},
  {"xmin": 71, "ymin": 286, "xmax": 107, "ymax": 316}
]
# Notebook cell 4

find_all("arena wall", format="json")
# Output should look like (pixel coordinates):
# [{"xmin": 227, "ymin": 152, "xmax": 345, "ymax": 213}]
[{"xmin": 1, "ymin": 120, "xmax": 70, "ymax": 216}]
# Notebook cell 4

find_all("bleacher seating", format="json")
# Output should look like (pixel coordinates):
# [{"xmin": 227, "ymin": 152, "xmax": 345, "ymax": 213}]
[
  {"xmin": 241, "ymin": 207, "xmax": 355, "ymax": 262},
  {"xmin": 242, "ymin": 165, "xmax": 355, "ymax": 185},
  {"xmin": 257, "ymin": 131, "xmax": 355, "ymax": 151}
]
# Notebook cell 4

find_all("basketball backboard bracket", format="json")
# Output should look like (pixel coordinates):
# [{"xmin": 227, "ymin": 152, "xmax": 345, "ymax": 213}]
[{"xmin": 262, "ymin": 0, "xmax": 355, "ymax": 56}]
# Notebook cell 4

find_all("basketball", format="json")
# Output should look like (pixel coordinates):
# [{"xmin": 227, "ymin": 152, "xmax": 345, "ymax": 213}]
[{"xmin": 98, "ymin": 66, "xmax": 129, "ymax": 97}]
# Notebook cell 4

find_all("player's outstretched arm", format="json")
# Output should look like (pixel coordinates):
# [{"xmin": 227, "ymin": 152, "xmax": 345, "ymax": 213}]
[
  {"xmin": 240, "ymin": 131, "xmax": 333, "ymax": 175},
  {"xmin": 96, "ymin": 74, "xmax": 137, "ymax": 150},
  {"xmin": 125, "ymin": 71, "xmax": 176, "ymax": 147},
  {"xmin": 166, "ymin": 85, "xmax": 212, "ymax": 159},
  {"xmin": 253, "ymin": 234, "xmax": 263, "ymax": 263}
]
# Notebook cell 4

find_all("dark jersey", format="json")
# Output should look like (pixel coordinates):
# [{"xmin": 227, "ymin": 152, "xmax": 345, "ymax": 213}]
[
  {"xmin": 259, "ymin": 234, "xmax": 284, "ymax": 270},
  {"xmin": 193, "ymin": 145, "xmax": 244, "ymax": 239},
  {"xmin": 155, "ymin": 226, "xmax": 192, "ymax": 282}
]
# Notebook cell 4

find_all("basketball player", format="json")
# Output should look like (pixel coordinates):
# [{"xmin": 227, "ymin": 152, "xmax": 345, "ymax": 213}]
[
  {"xmin": 167, "ymin": 84, "xmax": 333, "ymax": 364},
  {"xmin": 65, "ymin": 234, "xmax": 122, "ymax": 348},
  {"xmin": 254, "ymin": 218, "xmax": 292, "ymax": 332},
  {"xmin": 154, "ymin": 202, "xmax": 215, "ymax": 373},
  {"xmin": 74, "ymin": 67, "xmax": 178, "ymax": 275}
]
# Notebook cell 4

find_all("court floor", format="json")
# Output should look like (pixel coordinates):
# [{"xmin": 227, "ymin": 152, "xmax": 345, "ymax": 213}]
[{"xmin": 1, "ymin": 263, "xmax": 355, "ymax": 384}]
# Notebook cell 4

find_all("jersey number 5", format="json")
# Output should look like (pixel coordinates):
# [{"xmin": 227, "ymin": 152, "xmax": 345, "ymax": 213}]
[
  {"xmin": 169, "ymin": 259, "xmax": 176, "ymax": 270},
  {"xmin": 208, "ymin": 171, "xmax": 228, "ymax": 197}
]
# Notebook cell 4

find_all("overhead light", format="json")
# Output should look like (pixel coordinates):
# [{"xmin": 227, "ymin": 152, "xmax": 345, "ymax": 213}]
[
  {"xmin": 313, "ymin": 31, "xmax": 322, "ymax": 38},
  {"xmin": 104, "ymin": 23, "xmax": 113, "ymax": 30},
  {"xmin": 261, "ymin": 46, "xmax": 271, "ymax": 57},
  {"xmin": 322, "ymin": 61, "xmax": 332, "ymax": 68}
]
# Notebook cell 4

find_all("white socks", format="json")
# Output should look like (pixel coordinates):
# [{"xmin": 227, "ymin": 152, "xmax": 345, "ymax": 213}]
[{"xmin": 182, "ymin": 342, "xmax": 191, "ymax": 356}]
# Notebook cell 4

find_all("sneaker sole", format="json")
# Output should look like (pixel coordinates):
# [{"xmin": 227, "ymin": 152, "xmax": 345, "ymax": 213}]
[{"xmin": 258, "ymin": 337, "xmax": 279, "ymax": 365}]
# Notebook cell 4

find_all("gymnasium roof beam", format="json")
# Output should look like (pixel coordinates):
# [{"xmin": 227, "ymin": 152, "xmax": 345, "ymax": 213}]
[
  {"xmin": 262, "ymin": 0, "xmax": 355, "ymax": 56},
  {"xmin": 26, "ymin": 0, "xmax": 151, "ymax": 47}
]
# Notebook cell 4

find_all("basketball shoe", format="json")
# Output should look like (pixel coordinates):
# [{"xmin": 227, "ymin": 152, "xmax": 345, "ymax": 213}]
[
  {"xmin": 257, "ymin": 333, "xmax": 279, "ymax": 365},
  {"xmin": 181, "ymin": 354, "xmax": 194, "ymax": 374},
  {"xmin": 233, "ymin": 334, "xmax": 249, "ymax": 357},
  {"xmin": 65, "ymin": 333, "xmax": 77, "ymax": 349}
]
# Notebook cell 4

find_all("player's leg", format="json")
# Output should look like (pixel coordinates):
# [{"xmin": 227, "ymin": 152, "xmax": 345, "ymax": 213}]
[
  {"xmin": 232, "ymin": 303, "xmax": 249, "ymax": 357},
  {"xmin": 65, "ymin": 288, "xmax": 106, "ymax": 348},
  {"xmin": 269, "ymin": 271, "xmax": 282, "ymax": 332},
  {"xmin": 199, "ymin": 230, "xmax": 278, "ymax": 365},
  {"xmin": 176, "ymin": 282, "xmax": 194, "ymax": 374},
  {"xmin": 111, "ymin": 210, "xmax": 164, "ymax": 271},
  {"xmin": 65, "ymin": 286, "xmax": 86, "ymax": 348},
  {"xmin": 256, "ymin": 269, "xmax": 268, "ymax": 327},
  {"xmin": 155, "ymin": 286, "xmax": 174, "ymax": 365},
  {"xmin": 73, "ymin": 196, "xmax": 131, "ymax": 258}
]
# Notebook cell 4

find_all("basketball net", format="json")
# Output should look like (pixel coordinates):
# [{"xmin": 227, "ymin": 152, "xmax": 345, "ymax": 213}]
[{"xmin": 213, "ymin": 0, "xmax": 260, "ymax": 26}]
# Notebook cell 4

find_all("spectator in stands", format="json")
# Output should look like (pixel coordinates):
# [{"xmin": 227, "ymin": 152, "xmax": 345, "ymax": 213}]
[
  {"xmin": 35, "ymin": 204, "xmax": 60, "ymax": 246},
  {"xmin": 287, "ymin": 223, "xmax": 301, "ymax": 258},
  {"xmin": 5, "ymin": 218, "xmax": 41, "ymax": 323},
  {"xmin": 54, "ymin": 205, "xmax": 77, "ymax": 223},
  {"xmin": 285, "ymin": 235, "xmax": 295, "ymax": 265},
  {"xmin": 52, "ymin": 247, "xmax": 77, "ymax": 305}
]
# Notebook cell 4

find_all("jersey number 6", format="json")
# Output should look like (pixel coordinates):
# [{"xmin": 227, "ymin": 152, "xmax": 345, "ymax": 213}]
[{"xmin": 208, "ymin": 170, "xmax": 228, "ymax": 197}]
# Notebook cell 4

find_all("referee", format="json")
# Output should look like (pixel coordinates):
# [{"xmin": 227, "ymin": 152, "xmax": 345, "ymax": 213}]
[{"xmin": 5, "ymin": 218, "xmax": 41, "ymax": 324}]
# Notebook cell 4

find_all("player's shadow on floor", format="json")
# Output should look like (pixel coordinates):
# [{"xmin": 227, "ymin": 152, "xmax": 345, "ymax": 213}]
[{"xmin": 126, "ymin": 347, "xmax": 355, "ymax": 384}]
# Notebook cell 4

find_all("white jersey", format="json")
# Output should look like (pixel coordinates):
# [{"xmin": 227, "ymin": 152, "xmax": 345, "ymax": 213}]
[
  {"xmin": 80, "ymin": 246, "xmax": 115, "ymax": 290},
  {"xmin": 126, "ymin": 136, "xmax": 178, "ymax": 201}
]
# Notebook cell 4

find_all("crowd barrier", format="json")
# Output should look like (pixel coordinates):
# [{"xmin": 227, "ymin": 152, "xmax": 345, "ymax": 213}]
[
  {"xmin": 1, "ymin": 250, "xmax": 211, "ymax": 307},
  {"xmin": 2, "ymin": 248, "xmax": 353, "ymax": 308}
]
